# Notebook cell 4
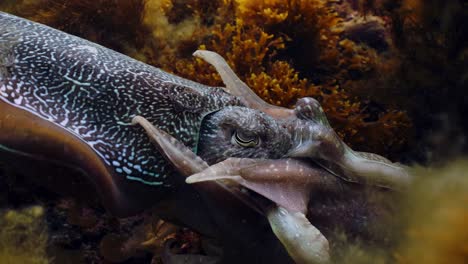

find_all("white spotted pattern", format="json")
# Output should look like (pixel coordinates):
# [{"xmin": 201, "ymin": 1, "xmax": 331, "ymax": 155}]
[{"xmin": 0, "ymin": 12, "xmax": 241, "ymax": 187}]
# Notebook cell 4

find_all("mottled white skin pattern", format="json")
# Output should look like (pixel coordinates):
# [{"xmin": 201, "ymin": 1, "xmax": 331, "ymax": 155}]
[
  {"xmin": 132, "ymin": 116, "xmax": 209, "ymax": 176},
  {"xmin": 0, "ymin": 11, "xmax": 407, "ymax": 191},
  {"xmin": 0, "ymin": 12, "xmax": 241, "ymax": 187}
]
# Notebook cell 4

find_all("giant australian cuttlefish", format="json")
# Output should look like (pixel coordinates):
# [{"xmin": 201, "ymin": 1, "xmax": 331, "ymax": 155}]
[{"xmin": 0, "ymin": 12, "xmax": 410, "ymax": 264}]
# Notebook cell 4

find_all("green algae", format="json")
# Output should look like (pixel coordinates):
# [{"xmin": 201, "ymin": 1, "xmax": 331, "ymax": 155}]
[{"xmin": 0, "ymin": 206, "xmax": 49, "ymax": 264}]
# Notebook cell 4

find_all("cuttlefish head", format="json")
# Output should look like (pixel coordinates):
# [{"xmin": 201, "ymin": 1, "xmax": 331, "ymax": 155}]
[
  {"xmin": 133, "ymin": 50, "xmax": 411, "ymax": 263},
  {"xmin": 193, "ymin": 50, "xmax": 410, "ymax": 189},
  {"xmin": 197, "ymin": 106, "xmax": 292, "ymax": 164},
  {"xmin": 187, "ymin": 50, "xmax": 409, "ymax": 202}
]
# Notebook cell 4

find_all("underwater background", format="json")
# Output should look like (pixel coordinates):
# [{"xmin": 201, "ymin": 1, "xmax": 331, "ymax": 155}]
[{"xmin": 0, "ymin": 0, "xmax": 467, "ymax": 263}]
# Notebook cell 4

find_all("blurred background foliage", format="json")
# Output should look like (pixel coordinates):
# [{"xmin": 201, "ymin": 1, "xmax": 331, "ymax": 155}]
[{"xmin": 0, "ymin": 206, "xmax": 49, "ymax": 264}]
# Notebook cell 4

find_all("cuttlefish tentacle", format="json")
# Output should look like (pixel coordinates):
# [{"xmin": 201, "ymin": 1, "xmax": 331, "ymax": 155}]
[
  {"xmin": 133, "ymin": 115, "xmax": 331, "ymax": 264},
  {"xmin": 194, "ymin": 49, "xmax": 410, "ymax": 190}
]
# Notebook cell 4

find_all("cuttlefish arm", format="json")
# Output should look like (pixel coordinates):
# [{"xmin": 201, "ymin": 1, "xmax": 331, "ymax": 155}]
[
  {"xmin": 268, "ymin": 207, "xmax": 330, "ymax": 264},
  {"xmin": 133, "ymin": 116, "xmax": 331, "ymax": 264},
  {"xmin": 132, "ymin": 116, "xmax": 209, "ymax": 176},
  {"xmin": 186, "ymin": 158, "xmax": 335, "ymax": 214},
  {"xmin": 193, "ymin": 50, "xmax": 294, "ymax": 119},
  {"xmin": 288, "ymin": 97, "xmax": 411, "ymax": 190},
  {"xmin": 187, "ymin": 158, "xmax": 333, "ymax": 264}
]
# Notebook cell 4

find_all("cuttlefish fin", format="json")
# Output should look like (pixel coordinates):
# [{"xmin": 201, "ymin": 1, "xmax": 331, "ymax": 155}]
[{"xmin": 0, "ymin": 100, "xmax": 140, "ymax": 216}]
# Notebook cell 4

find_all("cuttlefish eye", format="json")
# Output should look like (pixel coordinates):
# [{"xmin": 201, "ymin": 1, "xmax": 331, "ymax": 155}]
[
  {"xmin": 231, "ymin": 130, "xmax": 259, "ymax": 148},
  {"xmin": 196, "ymin": 106, "xmax": 292, "ymax": 165}
]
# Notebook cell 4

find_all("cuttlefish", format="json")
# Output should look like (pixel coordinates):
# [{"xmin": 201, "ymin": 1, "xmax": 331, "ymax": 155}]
[{"xmin": 0, "ymin": 12, "xmax": 410, "ymax": 263}]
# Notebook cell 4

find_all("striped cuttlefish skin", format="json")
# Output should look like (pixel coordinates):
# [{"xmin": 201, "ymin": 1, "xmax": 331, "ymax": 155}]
[{"xmin": 0, "ymin": 11, "xmax": 241, "ymax": 188}]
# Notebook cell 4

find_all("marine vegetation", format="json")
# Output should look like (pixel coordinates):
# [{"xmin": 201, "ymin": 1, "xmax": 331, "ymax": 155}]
[{"xmin": 0, "ymin": 206, "xmax": 49, "ymax": 264}]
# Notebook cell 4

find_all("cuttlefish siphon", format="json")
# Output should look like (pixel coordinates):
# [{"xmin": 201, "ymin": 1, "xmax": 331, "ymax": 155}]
[{"xmin": 0, "ymin": 12, "xmax": 410, "ymax": 264}]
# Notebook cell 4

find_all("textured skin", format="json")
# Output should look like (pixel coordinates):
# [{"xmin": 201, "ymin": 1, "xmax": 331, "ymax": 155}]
[
  {"xmin": 0, "ymin": 12, "xmax": 241, "ymax": 187},
  {"xmin": 198, "ymin": 106, "xmax": 292, "ymax": 165}
]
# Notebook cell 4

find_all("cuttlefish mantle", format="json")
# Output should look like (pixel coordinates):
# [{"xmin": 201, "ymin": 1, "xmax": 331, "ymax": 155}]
[
  {"xmin": 0, "ymin": 12, "xmax": 242, "ymax": 216},
  {"xmin": 0, "ymin": 30, "xmax": 16, "ymax": 83}
]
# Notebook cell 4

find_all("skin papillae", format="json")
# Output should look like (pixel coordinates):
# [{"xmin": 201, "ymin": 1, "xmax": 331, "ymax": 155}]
[{"xmin": 0, "ymin": 12, "xmax": 410, "ymax": 264}]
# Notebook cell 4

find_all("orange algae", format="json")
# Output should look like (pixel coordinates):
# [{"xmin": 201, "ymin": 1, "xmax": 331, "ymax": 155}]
[
  {"xmin": 155, "ymin": 0, "xmax": 412, "ymax": 157},
  {"xmin": 98, "ymin": 217, "xmax": 196, "ymax": 263}
]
